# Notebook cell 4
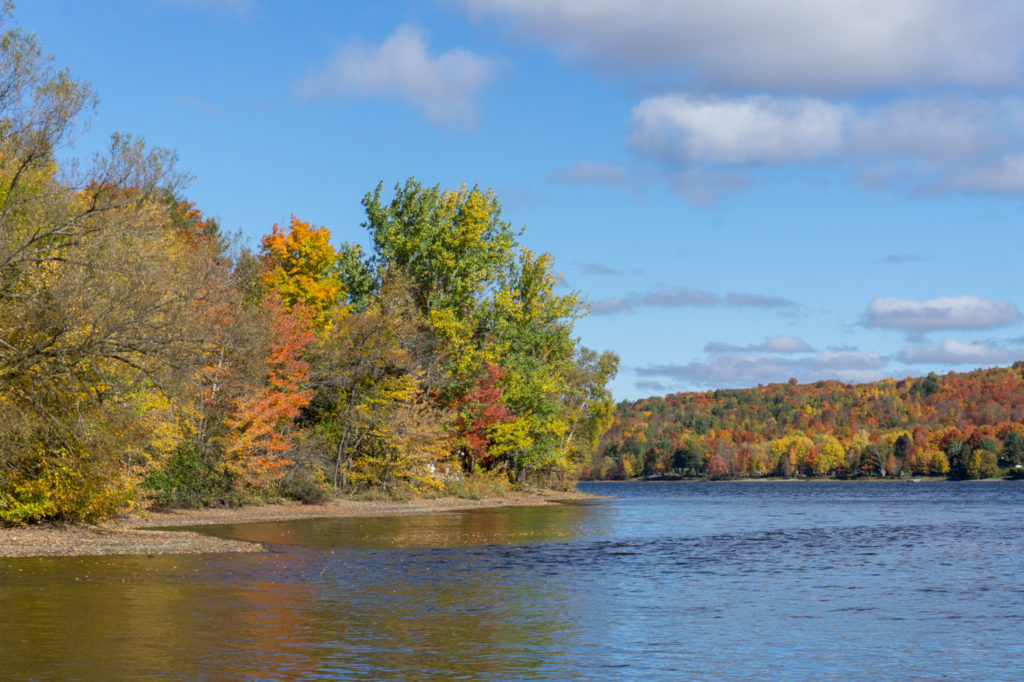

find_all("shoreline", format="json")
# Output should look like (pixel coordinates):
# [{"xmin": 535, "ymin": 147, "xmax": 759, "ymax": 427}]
[
  {"xmin": 0, "ymin": 489, "xmax": 599, "ymax": 558},
  {"xmin": 581, "ymin": 475, "xmax": 1015, "ymax": 483}
]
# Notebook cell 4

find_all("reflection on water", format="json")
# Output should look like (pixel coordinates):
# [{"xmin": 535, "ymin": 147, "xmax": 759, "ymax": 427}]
[{"xmin": 2, "ymin": 483, "xmax": 1023, "ymax": 680}]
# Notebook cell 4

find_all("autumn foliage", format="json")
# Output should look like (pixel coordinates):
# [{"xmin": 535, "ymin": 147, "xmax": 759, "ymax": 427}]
[
  {"xmin": 0, "ymin": 10, "xmax": 619, "ymax": 522},
  {"xmin": 224, "ymin": 299, "xmax": 315, "ymax": 486},
  {"xmin": 586, "ymin": 367, "xmax": 1024, "ymax": 481}
]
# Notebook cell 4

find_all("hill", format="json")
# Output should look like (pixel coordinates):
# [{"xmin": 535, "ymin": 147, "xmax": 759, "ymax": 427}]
[{"xmin": 585, "ymin": 364, "xmax": 1024, "ymax": 481}]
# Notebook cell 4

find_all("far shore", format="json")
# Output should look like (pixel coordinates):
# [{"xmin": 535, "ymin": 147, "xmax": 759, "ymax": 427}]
[
  {"xmin": 0, "ymin": 488, "xmax": 600, "ymax": 559},
  {"xmin": 585, "ymin": 475, "xmax": 1015, "ymax": 483}
]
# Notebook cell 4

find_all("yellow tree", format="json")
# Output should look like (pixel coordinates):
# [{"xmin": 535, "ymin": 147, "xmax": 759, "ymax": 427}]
[
  {"xmin": 260, "ymin": 216, "xmax": 343, "ymax": 327},
  {"xmin": 813, "ymin": 434, "xmax": 845, "ymax": 475}
]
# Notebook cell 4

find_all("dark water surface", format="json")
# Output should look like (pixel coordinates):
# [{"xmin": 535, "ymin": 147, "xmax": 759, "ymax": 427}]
[{"xmin": 2, "ymin": 481, "xmax": 1023, "ymax": 680}]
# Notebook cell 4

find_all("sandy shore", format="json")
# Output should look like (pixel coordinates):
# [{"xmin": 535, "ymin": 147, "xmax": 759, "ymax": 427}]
[{"xmin": 0, "ymin": 489, "xmax": 598, "ymax": 558}]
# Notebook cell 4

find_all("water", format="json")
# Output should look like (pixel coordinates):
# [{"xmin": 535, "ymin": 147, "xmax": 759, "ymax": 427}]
[{"xmin": 2, "ymin": 481, "xmax": 1022, "ymax": 680}]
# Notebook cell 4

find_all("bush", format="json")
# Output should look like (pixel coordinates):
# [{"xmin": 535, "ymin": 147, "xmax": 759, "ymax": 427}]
[
  {"xmin": 143, "ymin": 443, "xmax": 241, "ymax": 509},
  {"xmin": 277, "ymin": 467, "xmax": 332, "ymax": 504},
  {"xmin": 1, "ymin": 451, "xmax": 133, "ymax": 524},
  {"xmin": 446, "ymin": 467, "xmax": 510, "ymax": 500}
]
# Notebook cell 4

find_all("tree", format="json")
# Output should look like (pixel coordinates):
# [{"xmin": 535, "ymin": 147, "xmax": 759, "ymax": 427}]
[
  {"xmin": 0, "ymin": 5, "xmax": 264, "ymax": 521},
  {"xmin": 813, "ymin": 435, "xmax": 844, "ymax": 475},
  {"xmin": 564, "ymin": 348, "xmax": 619, "ymax": 468},
  {"xmin": 361, "ymin": 179, "xmax": 612, "ymax": 484},
  {"xmin": 454, "ymin": 364, "xmax": 515, "ymax": 471},
  {"xmin": 307, "ymin": 272, "xmax": 450, "ymax": 494},
  {"xmin": 260, "ymin": 216, "xmax": 344, "ymax": 327},
  {"xmin": 223, "ymin": 298, "xmax": 315, "ymax": 488},
  {"xmin": 945, "ymin": 438, "xmax": 971, "ymax": 479},
  {"xmin": 362, "ymin": 179, "xmax": 518, "ymax": 319},
  {"xmin": 1000, "ymin": 431, "xmax": 1024, "ymax": 468}
]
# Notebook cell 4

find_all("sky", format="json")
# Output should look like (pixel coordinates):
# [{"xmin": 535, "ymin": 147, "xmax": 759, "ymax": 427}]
[{"xmin": 16, "ymin": 0, "xmax": 1024, "ymax": 401}]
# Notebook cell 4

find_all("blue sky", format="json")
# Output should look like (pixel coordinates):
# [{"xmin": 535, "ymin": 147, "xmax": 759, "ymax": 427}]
[{"xmin": 17, "ymin": 0, "xmax": 1024, "ymax": 401}]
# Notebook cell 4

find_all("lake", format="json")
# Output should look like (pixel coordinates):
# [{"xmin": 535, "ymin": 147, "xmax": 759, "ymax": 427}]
[{"xmin": 2, "ymin": 480, "xmax": 1023, "ymax": 680}]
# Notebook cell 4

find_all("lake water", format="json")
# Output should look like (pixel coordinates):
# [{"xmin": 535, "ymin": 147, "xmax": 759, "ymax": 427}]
[{"xmin": 2, "ymin": 481, "xmax": 1023, "ymax": 680}]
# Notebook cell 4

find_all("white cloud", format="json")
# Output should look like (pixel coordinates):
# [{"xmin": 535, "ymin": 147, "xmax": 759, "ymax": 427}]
[
  {"xmin": 550, "ymin": 160, "xmax": 625, "ymax": 185},
  {"xmin": 296, "ymin": 24, "xmax": 494, "ymax": 129},
  {"xmin": 630, "ymin": 95, "xmax": 1024, "ymax": 193},
  {"xmin": 630, "ymin": 95, "xmax": 844, "ymax": 165},
  {"xmin": 636, "ymin": 350, "xmax": 888, "ymax": 389},
  {"xmin": 590, "ymin": 286, "xmax": 797, "ymax": 315},
  {"xmin": 724, "ymin": 293, "xmax": 797, "ymax": 309},
  {"xmin": 461, "ymin": 0, "xmax": 1024, "ymax": 92},
  {"xmin": 864, "ymin": 296, "xmax": 1022, "ymax": 332},
  {"xmin": 590, "ymin": 296, "xmax": 635, "ymax": 315},
  {"xmin": 641, "ymin": 286, "xmax": 718, "ymax": 308},
  {"xmin": 706, "ymin": 336, "xmax": 813, "ymax": 354},
  {"xmin": 900, "ymin": 338, "xmax": 1024, "ymax": 365},
  {"xmin": 464, "ymin": 1, "xmax": 1024, "ymax": 198},
  {"xmin": 943, "ymin": 153, "xmax": 1024, "ymax": 193},
  {"xmin": 847, "ymin": 97, "xmax": 1021, "ymax": 162},
  {"xmin": 635, "ymin": 379, "xmax": 669, "ymax": 393},
  {"xmin": 809, "ymin": 350, "xmax": 886, "ymax": 371}
]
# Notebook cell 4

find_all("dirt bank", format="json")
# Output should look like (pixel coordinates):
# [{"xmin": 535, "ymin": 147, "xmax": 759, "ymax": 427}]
[{"xmin": 0, "ymin": 489, "xmax": 599, "ymax": 558}]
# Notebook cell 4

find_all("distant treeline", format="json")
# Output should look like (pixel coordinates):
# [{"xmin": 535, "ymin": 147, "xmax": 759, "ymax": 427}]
[
  {"xmin": 0, "ymin": 10, "xmax": 617, "ymax": 523},
  {"xmin": 584, "ymin": 366, "xmax": 1024, "ymax": 481}
]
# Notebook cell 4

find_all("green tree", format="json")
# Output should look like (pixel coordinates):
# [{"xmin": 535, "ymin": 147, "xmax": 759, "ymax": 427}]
[
  {"xmin": 360, "ymin": 179, "xmax": 614, "ymax": 484},
  {"xmin": 1001, "ymin": 431, "xmax": 1024, "ymax": 468}
]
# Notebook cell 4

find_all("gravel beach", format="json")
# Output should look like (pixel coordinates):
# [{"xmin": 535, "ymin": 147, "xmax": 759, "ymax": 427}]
[{"xmin": 0, "ymin": 489, "xmax": 598, "ymax": 557}]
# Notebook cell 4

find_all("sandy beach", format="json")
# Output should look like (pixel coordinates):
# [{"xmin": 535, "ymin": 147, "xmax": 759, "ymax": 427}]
[{"xmin": 0, "ymin": 489, "xmax": 599, "ymax": 558}]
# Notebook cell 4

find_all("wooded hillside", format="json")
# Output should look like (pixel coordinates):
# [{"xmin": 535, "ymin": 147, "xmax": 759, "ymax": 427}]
[{"xmin": 586, "ymin": 365, "xmax": 1024, "ymax": 481}]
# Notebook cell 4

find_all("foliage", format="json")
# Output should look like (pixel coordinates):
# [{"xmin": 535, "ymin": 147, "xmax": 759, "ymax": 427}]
[
  {"xmin": 445, "ymin": 466, "xmax": 511, "ymax": 500},
  {"xmin": 142, "ymin": 443, "xmax": 239, "ymax": 510},
  {"xmin": 224, "ymin": 298, "xmax": 315, "ymax": 488},
  {"xmin": 0, "ymin": 9, "xmax": 618, "ymax": 521},
  {"xmin": 260, "ymin": 216, "xmax": 344, "ymax": 326},
  {"xmin": 0, "ymin": 8, "xmax": 232, "ymax": 522},
  {"xmin": 361, "ymin": 179, "xmax": 616, "ymax": 484},
  {"xmin": 589, "ymin": 365, "xmax": 1024, "ymax": 481}
]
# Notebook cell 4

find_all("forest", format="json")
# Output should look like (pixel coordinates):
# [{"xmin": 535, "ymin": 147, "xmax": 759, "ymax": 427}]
[
  {"xmin": 586, "ymin": 366, "xmax": 1024, "ymax": 481},
  {"xmin": 0, "ymin": 9, "xmax": 618, "ymax": 523}
]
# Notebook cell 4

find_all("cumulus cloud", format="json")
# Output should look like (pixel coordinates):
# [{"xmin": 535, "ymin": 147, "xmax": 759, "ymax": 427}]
[
  {"xmin": 461, "ymin": 0, "xmax": 1024, "ymax": 92},
  {"xmin": 636, "ymin": 350, "xmax": 888, "ymax": 389},
  {"xmin": 846, "ymin": 96, "xmax": 1021, "ymax": 162},
  {"xmin": 550, "ymin": 160, "xmax": 626, "ymax": 185},
  {"xmin": 630, "ymin": 95, "xmax": 845, "ymax": 165},
  {"xmin": 706, "ymin": 336, "xmax": 812, "ymax": 354},
  {"xmin": 629, "ymin": 95, "xmax": 1024, "ymax": 194},
  {"xmin": 864, "ymin": 296, "xmax": 1022, "ymax": 332},
  {"xmin": 462, "ymin": 1, "xmax": 1024, "ymax": 198},
  {"xmin": 589, "ymin": 286, "xmax": 797, "ymax": 316},
  {"xmin": 899, "ymin": 338, "xmax": 1024, "ymax": 365},
  {"xmin": 296, "ymin": 24, "xmax": 494, "ymax": 129}
]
